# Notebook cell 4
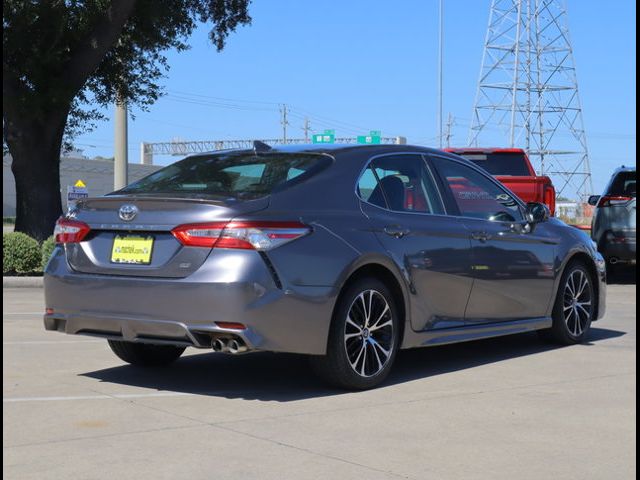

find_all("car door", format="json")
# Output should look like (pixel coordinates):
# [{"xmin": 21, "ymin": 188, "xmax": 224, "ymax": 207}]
[
  {"xmin": 357, "ymin": 153, "xmax": 474, "ymax": 331},
  {"xmin": 429, "ymin": 154, "xmax": 557, "ymax": 322}
]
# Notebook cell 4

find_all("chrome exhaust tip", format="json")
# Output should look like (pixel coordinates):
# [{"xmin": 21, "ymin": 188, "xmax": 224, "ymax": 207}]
[
  {"xmin": 212, "ymin": 338, "xmax": 227, "ymax": 352},
  {"xmin": 227, "ymin": 338, "xmax": 248, "ymax": 354}
]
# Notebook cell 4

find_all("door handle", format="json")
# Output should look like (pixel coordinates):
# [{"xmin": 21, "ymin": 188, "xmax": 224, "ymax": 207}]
[
  {"xmin": 471, "ymin": 231, "xmax": 492, "ymax": 242},
  {"xmin": 384, "ymin": 226, "xmax": 410, "ymax": 238}
]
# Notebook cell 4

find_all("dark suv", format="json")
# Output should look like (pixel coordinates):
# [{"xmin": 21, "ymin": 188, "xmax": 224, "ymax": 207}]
[{"xmin": 589, "ymin": 166, "xmax": 637, "ymax": 270}]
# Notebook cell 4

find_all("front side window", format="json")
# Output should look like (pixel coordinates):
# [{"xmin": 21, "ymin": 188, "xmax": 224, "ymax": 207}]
[
  {"xmin": 117, "ymin": 153, "xmax": 329, "ymax": 200},
  {"xmin": 357, "ymin": 154, "xmax": 445, "ymax": 214},
  {"xmin": 431, "ymin": 157, "xmax": 523, "ymax": 222}
]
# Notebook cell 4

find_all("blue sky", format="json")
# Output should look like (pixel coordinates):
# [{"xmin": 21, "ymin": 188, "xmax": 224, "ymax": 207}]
[{"xmin": 75, "ymin": 0, "xmax": 636, "ymax": 194}]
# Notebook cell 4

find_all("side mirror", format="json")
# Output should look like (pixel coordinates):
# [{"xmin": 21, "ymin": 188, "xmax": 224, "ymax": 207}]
[
  {"xmin": 526, "ymin": 202, "xmax": 550, "ymax": 224},
  {"xmin": 588, "ymin": 195, "xmax": 600, "ymax": 206}
]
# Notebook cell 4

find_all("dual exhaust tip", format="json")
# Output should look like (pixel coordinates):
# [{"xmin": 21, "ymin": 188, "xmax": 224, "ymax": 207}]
[{"xmin": 212, "ymin": 337, "xmax": 248, "ymax": 354}]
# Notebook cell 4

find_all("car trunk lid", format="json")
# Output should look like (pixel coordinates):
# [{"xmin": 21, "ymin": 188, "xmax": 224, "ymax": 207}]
[{"xmin": 64, "ymin": 195, "xmax": 269, "ymax": 277}]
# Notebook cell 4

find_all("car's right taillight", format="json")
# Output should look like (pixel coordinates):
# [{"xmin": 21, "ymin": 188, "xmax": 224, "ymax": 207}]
[
  {"xmin": 543, "ymin": 185, "xmax": 556, "ymax": 215},
  {"xmin": 597, "ymin": 195, "xmax": 633, "ymax": 207},
  {"xmin": 54, "ymin": 218, "xmax": 91, "ymax": 244},
  {"xmin": 171, "ymin": 221, "xmax": 311, "ymax": 251}
]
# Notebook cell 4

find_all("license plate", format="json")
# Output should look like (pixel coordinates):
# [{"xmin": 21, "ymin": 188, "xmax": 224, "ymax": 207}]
[{"xmin": 111, "ymin": 235, "xmax": 154, "ymax": 264}]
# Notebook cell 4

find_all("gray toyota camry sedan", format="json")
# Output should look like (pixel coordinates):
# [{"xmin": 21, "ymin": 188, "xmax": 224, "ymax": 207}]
[{"xmin": 44, "ymin": 143, "xmax": 607, "ymax": 389}]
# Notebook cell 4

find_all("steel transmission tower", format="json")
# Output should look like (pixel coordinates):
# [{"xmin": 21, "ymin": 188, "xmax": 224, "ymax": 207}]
[{"xmin": 469, "ymin": 0, "xmax": 593, "ymax": 199}]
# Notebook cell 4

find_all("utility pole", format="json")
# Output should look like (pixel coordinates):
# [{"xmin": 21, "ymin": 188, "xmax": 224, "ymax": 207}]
[
  {"xmin": 279, "ymin": 104, "xmax": 289, "ymax": 143},
  {"xmin": 437, "ymin": 0, "xmax": 444, "ymax": 148},
  {"xmin": 444, "ymin": 113, "xmax": 454, "ymax": 148},
  {"xmin": 302, "ymin": 117, "xmax": 311, "ymax": 142},
  {"xmin": 114, "ymin": 99, "xmax": 128, "ymax": 189}
]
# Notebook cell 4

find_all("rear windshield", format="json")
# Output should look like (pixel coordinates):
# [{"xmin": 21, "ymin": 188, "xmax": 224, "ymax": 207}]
[
  {"xmin": 116, "ymin": 153, "xmax": 330, "ymax": 200},
  {"xmin": 458, "ymin": 153, "xmax": 531, "ymax": 176},
  {"xmin": 607, "ymin": 171, "xmax": 636, "ymax": 197}
]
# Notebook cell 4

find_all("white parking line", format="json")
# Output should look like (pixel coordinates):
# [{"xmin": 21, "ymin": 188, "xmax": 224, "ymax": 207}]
[
  {"xmin": 3, "ymin": 340, "xmax": 104, "ymax": 345},
  {"xmin": 3, "ymin": 312, "xmax": 45, "ymax": 315},
  {"xmin": 3, "ymin": 392, "xmax": 193, "ymax": 403}
]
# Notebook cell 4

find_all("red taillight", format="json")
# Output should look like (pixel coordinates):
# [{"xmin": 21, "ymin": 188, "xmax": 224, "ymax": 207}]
[
  {"xmin": 598, "ymin": 195, "xmax": 633, "ymax": 207},
  {"xmin": 54, "ymin": 218, "xmax": 91, "ymax": 244},
  {"xmin": 544, "ymin": 185, "xmax": 556, "ymax": 216},
  {"xmin": 171, "ymin": 221, "xmax": 310, "ymax": 251}
]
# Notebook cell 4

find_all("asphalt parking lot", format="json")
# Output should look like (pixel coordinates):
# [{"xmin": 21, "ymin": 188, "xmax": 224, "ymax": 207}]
[{"xmin": 3, "ymin": 276, "xmax": 636, "ymax": 480}]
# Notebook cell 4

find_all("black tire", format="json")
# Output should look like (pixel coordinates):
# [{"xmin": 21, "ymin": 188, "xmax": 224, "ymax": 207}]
[
  {"xmin": 541, "ymin": 261, "xmax": 595, "ymax": 344},
  {"xmin": 108, "ymin": 340, "xmax": 186, "ymax": 366},
  {"xmin": 311, "ymin": 277, "xmax": 401, "ymax": 390}
]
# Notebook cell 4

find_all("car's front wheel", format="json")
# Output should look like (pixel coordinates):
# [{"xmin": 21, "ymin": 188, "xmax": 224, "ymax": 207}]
[
  {"xmin": 311, "ymin": 277, "xmax": 400, "ymax": 389},
  {"xmin": 108, "ymin": 340, "xmax": 186, "ymax": 366},
  {"xmin": 543, "ymin": 261, "xmax": 595, "ymax": 344}
]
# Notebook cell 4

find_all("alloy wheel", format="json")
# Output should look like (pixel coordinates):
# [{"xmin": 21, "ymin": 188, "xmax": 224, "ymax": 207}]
[
  {"xmin": 344, "ymin": 289, "xmax": 394, "ymax": 377},
  {"xmin": 563, "ymin": 269, "xmax": 592, "ymax": 336}
]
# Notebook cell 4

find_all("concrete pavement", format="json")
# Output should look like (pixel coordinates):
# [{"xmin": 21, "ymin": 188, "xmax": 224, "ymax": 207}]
[{"xmin": 3, "ymin": 284, "xmax": 636, "ymax": 479}]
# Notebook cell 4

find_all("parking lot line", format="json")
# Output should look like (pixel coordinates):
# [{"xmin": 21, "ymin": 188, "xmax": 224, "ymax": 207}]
[
  {"xmin": 3, "ymin": 392, "xmax": 194, "ymax": 403},
  {"xmin": 3, "ymin": 340, "xmax": 104, "ymax": 345}
]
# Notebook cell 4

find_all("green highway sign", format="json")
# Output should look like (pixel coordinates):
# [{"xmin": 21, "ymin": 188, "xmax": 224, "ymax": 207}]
[
  {"xmin": 357, "ymin": 131, "xmax": 382, "ymax": 144},
  {"xmin": 312, "ymin": 130, "xmax": 335, "ymax": 143}
]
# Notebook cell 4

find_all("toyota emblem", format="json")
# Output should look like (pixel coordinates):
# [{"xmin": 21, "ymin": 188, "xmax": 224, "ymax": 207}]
[{"xmin": 118, "ymin": 204, "xmax": 139, "ymax": 222}]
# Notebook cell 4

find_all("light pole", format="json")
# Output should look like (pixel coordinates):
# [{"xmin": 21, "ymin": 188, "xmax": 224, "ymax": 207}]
[{"xmin": 114, "ymin": 99, "xmax": 128, "ymax": 189}]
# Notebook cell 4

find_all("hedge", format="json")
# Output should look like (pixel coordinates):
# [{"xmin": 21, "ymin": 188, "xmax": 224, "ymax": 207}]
[
  {"xmin": 3, "ymin": 232, "xmax": 42, "ymax": 274},
  {"xmin": 41, "ymin": 235, "xmax": 57, "ymax": 270}
]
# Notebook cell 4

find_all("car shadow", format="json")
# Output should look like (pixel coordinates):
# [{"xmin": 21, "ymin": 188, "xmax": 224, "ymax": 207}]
[
  {"xmin": 81, "ymin": 327, "xmax": 626, "ymax": 402},
  {"xmin": 607, "ymin": 267, "xmax": 636, "ymax": 285}
]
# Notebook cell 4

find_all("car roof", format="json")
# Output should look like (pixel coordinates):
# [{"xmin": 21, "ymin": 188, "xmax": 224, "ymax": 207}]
[
  {"xmin": 613, "ymin": 165, "xmax": 636, "ymax": 174},
  {"xmin": 198, "ymin": 143, "xmax": 450, "ymax": 157},
  {"xmin": 444, "ymin": 147, "xmax": 526, "ymax": 154}
]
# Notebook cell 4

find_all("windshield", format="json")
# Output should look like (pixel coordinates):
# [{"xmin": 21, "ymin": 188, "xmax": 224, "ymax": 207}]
[
  {"xmin": 459, "ymin": 152, "xmax": 532, "ymax": 176},
  {"xmin": 116, "ymin": 152, "xmax": 330, "ymax": 200}
]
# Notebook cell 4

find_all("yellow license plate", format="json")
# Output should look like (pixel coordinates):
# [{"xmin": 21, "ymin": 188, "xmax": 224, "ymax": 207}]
[{"xmin": 111, "ymin": 235, "xmax": 154, "ymax": 264}]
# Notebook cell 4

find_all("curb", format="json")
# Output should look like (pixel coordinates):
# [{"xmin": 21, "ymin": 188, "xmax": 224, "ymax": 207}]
[{"xmin": 3, "ymin": 276, "xmax": 44, "ymax": 288}]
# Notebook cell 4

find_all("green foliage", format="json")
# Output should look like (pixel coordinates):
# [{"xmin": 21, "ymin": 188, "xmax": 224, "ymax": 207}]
[
  {"xmin": 41, "ymin": 235, "xmax": 57, "ymax": 270},
  {"xmin": 3, "ymin": 0, "xmax": 252, "ymax": 144},
  {"xmin": 3, "ymin": 232, "xmax": 41, "ymax": 274},
  {"xmin": 3, "ymin": 217, "xmax": 16, "ymax": 225}
]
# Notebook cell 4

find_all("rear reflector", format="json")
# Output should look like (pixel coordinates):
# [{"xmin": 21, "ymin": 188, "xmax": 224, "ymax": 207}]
[
  {"xmin": 45, "ymin": 308, "xmax": 54, "ymax": 315},
  {"xmin": 54, "ymin": 218, "xmax": 91, "ymax": 244},
  {"xmin": 171, "ymin": 221, "xmax": 310, "ymax": 251},
  {"xmin": 215, "ymin": 322, "xmax": 247, "ymax": 330},
  {"xmin": 598, "ymin": 196, "xmax": 633, "ymax": 207}
]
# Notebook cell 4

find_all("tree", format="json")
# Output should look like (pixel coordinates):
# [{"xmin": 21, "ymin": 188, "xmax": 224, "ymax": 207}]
[{"xmin": 3, "ymin": 1, "xmax": 251, "ymax": 240}]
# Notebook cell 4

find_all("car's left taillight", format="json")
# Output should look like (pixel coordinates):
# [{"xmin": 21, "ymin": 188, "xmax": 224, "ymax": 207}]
[
  {"xmin": 54, "ymin": 218, "xmax": 91, "ymax": 244},
  {"xmin": 171, "ymin": 221, "xmax": 311, "ymax": 251}
]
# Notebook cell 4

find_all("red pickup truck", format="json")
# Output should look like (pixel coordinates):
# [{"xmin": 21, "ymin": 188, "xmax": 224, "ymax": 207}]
[{"xmin": 445, "ymin": 147, "xmax": 556, "ymax": 216}]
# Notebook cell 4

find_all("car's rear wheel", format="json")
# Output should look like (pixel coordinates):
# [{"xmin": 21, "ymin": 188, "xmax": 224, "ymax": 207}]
[
  {"xmin": 542, "ymin": 261, "xmax": 595, "ymax": 344},
  {"xmin": 311, "ymin": 277, "xmax": 400, "ymax": 389},
  {"xmin": 108, "ymin": 340, "xmax": 186, "ymax": 366}
]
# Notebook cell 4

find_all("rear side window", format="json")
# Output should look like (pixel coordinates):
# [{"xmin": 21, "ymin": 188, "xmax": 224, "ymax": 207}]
[
  {"xmin": 607, "ymin": 171, "xmax": 636, "ymax": 197},
  {"xmin": 458, "ymin": 152, "xmax": 531, "ymax": 176},
  {"xmin": 357, "ymin": 154, "xmax": 445, "ymax": 214},
  {"xmin": 117, "ymin": 153, "xmax": 330, "ymax": 199}
]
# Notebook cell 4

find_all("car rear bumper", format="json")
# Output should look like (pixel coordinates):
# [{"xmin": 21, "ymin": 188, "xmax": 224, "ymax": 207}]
[
  {"xmin": 601, "ymin": 237, "xmax": 636, "ymax": 264},
  {"xmin": 43, "ymin": 248, "xmax": 336, "ymax": 355}
]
